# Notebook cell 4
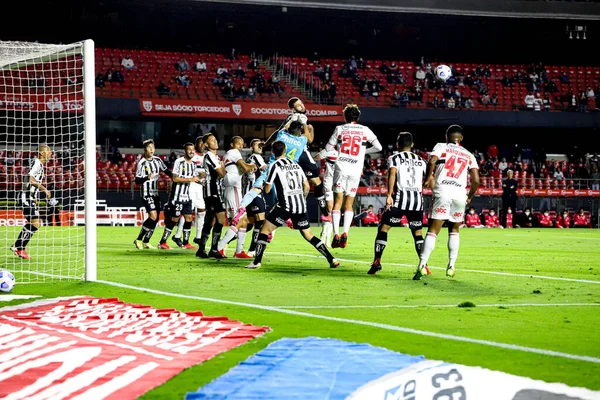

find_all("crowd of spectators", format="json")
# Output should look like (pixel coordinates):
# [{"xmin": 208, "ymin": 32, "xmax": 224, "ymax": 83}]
[{"xmin": 463, "ymin": 207, "xmax": 592, "ymax": 228}]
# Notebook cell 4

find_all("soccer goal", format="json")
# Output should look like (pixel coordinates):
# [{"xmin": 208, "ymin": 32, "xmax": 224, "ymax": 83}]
[{"xmin": 0, "ymin": 39, "xmax": 96, "ymax": 282}]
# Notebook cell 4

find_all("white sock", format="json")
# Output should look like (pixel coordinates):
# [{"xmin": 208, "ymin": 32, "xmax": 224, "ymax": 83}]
[
  {"xmin": 342, "ymin": 210, "xmax": 354, "ymax": 235},
  {"xmin": 195, "ymin": 211, "xmax": 206, "ymax": 239},
  {"xmin": 448, "ymin": 232, "xmax": 460, "ymax": 268},
  {"xmin": 332, "ymin": 210, "xmax": 341, "ymax": 236},
  {"xmin": 174, "ymin": 217, "xmax": 185, "ymax": 238},
  {"xmin": 418, "ymin": 232, "xmax": 437, "ymax": 268},
  {"xmin": 320, "ymin": 221, "xmax": 332, "ymax": 240},
  {"xmin": 218, "ymin": 226, "xmax": 238, "ymax": 251},
  {"xmin": 236, "ymin": 228, "xmax": 247, "ymax": 254}
]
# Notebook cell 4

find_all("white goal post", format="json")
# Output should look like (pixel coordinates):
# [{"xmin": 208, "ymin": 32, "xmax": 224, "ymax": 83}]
[{"xmin": 0, "ymin": 39, "xmax": 96, "ymax": 282}]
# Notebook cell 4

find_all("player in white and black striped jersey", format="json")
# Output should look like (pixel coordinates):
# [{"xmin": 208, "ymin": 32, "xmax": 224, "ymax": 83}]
[
  {"xmin": 368, "ymin": 132, "xmax": 428, "ymax": 275},
  {"xmin": 245, "ymin": 140, "xmax": 339, "ymax": 270},
  {"xmin": 133, "ymin": 139, "xmax": 170, "ymax": 249},
  {"xmin": 157, "ymin": 143, "xmax": 201, "ymax": 250},
  {"xmin": 11, "ymin": 145, "xmax": 53, "ymax": 260},
  {"xmin": 242, "ymin": 139, "xmax": 268, "ymax": 255}
]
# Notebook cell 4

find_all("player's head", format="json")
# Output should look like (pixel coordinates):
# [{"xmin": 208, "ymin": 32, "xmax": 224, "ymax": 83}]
[
  {"xmin": 38, "ymin": 144, "xmax": 52, "ymax": 163},
  {"xmin": 343, "ymin": 103, "xmax": 361, "ymax": 123},
  {"xmin": 489, "ymin": 209, "xmax": 495, "ymax": 215},
  {"xmin": 445, "ymin": 124, "xmax": 463, "ymax": 144},
  {"xmin": 194, "ymin": 135, "xmax": 205, "ymax": 153},
  {"xmin": 579, "ymin": 207, "xmax": 585, "ymax": 214},
  {"xmin": 368, "ymin": 205, "xmax": 373, "ymax": 210},
  {"xmin": 230, "ymin": 136, "xmax": 244, "ymax": 150},
  {"xmin": 507, "ymin": 207, "xmax": 512, "ymax": 214},
  {"xmin": 250, "ymin": 138, "xmax": 263, "ymax": 154},
  {"xmin": 143, "ymin": 139, "xmax": 155, "ymax": 157},
  {"xmin": 183, "ymin": 142, "xmax": 195, "ymax": 159},
  {"xmin": 524, "ymin": 208, "xmax": 531, "ymax": 215},
  {"xmin": 203, "ymin": 133, "xmax": 218, "ymax": 151},
  {"xmin": 272, "ymin": 140, "xmax": 287, "ymax": 159},
  {"xmin": 397, "ymin": 132, "xmax": 413, "ymax": 151},
  {"xmin": 507, "ymin": 169, "xmax": 513, "ymax": 178},
  {"xmin": 288, "ymin": 97, "xmax": 306, "ymax": 114},
  {"xmin": 287, "ymin": 121, "xmax": 303, "ymax": 137}
]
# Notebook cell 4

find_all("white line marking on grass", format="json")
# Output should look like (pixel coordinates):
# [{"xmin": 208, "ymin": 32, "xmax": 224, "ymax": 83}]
[
  {"xmin": 274, "ymin": 303, "xmax": 600, "ymax": 309},
  {"xmin": 554, "ymin": 236, "xmax": 600, "ymax": 240},
  {"xmin": 267, "ymin": 252, "xmax": 600, "ymax": 285},
  {"xmin": 97, "ymin": 279, "xmax": 600, "ymax": 365}
]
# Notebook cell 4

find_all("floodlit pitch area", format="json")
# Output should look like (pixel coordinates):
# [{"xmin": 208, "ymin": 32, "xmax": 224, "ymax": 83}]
[{"xmin": 3, "ymin": 226, "xmax": 600, "ymax": 398}]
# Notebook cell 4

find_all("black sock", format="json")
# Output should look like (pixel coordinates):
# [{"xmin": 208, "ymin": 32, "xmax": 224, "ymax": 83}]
[
  {"xmin": 14, "ymin": 223, "xmax": 38, "ymax": 250},
  {"xmin": 313, "ymin": 183, "xmax": 329, "ymax": 216},
  {"xmin": 309, "ymin": 236, "xmax": 334, "ymax": 263},
  {"xmin": 254, "ymin": 233, "xmax": 269, "ymax": 264},
  {"xmin": 414, "ymin": 234, "xmax": 424, "ymax": 257},
  {"xmin": 211, "ymin": 222, "xmax": 223, "ymax": 251},
  {"xmin": 143, "ymin": 219, "xmax": 158, "ymax": 243},
  {"xmin": 374, "ymin": 230, "xmax": 388, "ymax": 260},
  {"xmin": 138, "ymin": 218, "xmax": 155, "ymax": 241},
  {"xmin": 199, "ymin": 216, "xmax": 214, "ymax": 252},
  {"xmin": 249, "ymin": 221, "xmax": 264, "ymax": 252},
  {"xmin": 160, "ymin": 219, "xmax": 175, "ymax": 243},
  {"xmin": 182, "ymin": 221, "xmax": 192, "ymax": 244}
]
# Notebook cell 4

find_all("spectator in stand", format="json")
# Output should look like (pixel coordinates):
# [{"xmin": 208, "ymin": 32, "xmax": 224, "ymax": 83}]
[
  {"xmin": 586, "ymin": 86, "xmax": 595, "ymax": 99},
  {"xmin": 66, "ymin": 74, "xmax": 78, "ymax": 85},
  {"xmin": 216, "ymin": 63, "xmax": 229, "ymax": 78},
  {"xmin": 591, "ymin": 165, "xmax": 600, "ymax": 190},
  {"xmin": 329, "ymin": 82, "xmax": 337, "ymax": 102},
  {"xmin": 195, "ymin": 60, "xmax": 207, "ymax": 72},
  {"xmin": 545, "ymin": 80, "xmax": 558, "ymax": 93},
  {"xmin": 487, "ymin": 143, "xmax": 499, "ymax": 161},
  {"xmin": 175, "ymin": 71, "xmax": 190, "ymax": 87},
  {"xmin": 505, "ymin": 207, "xmax": 514, "ymax": 228},
  {"xmin": 480, "ymin": 92, "xmax": 491, "ymax": 106},
  {"xmin": 432, "ymin": 96, "xmax": 441, "ymax": 108},
  {"xmin": 559, "ymin": 72, "xmax": 570, "ymax": 84},
  {"xmin": 247, "ymin": 84, "xmax": 257, "ymax": 98},
  {"xmin": 484, "ymin": 209, "xmax": 501, "ymax": 228},
  {"xmin": 247, "ymin": 58, "xmax": 259, "ymax": 70},
  {"xmin": 483, "ymin": 65, "xmax": 491, "ymax": 77},
  {"xmin": 538, "ymin": 210, "xmax": 554, "ymax": 227},
  {"xmin": 95, "ymin": 73, "xmax": 105, "ymax": 88},
  {"xmin": 529, "ymin": 71, "xmax": 539, "ymax": 84},
  {"xmin": 524, "ymin": 92, "xmax": 535, "ymax": 110},
  {"xmin": 370, "ymin": 83, "xmax": 379, "ymax": 98},
  {"xmin": 502, "ymin": 74, "xmax": 513, "ymax": 87},
  {"xmin": 533, "ymin": 93, "xmax": 543, "ymax": 111},
  {"xmin": 464, "ymin": 97, "xmax": 474, "ymax": 109},
  {"xmin": 234, "ymin": 65, "xmax": 246, "ymax": 79},
  {"xmin": 415, "ymin": 66, "xmax": 425, "ymax": 81},
  {"xmin": 543, "ymin": 94, "xmax": 552, "ymax": 111},
  {"xmin": 176, "ymin": 57, "xmax": 190, "ymax": 72},
  {"xmin": 156, "ymin": 81, "xmax": 171, "ymax": 97},
  {"xmin": 355, "ymin": 205, "xmax": 379, "ymax": 227},
  {"xmin": 235, "ymin": 84, "xmax": 248, "ymax": 97},
  {"xmin": 556, "ymin": 210, "xmax": 571, "ymax": 228},
  {"xmin": 447, "ymin": 97, "xmax": 456, "ymax": 109},
  {"xmin": 112, "ymin": 69, "xmax": 124, "ymax": 84},
  {"xmin": 121, "ymin": 54, "xmax": 136, "ymax": 70},
  {"xmin": 379, "ymin": 62, "xmax": 389, "ymax": 74},
  {"xmin": 579, "ymin": 91, "xmax": 588, "ymax": 112},
  {"xmin": 490, "ymin": 93, "xmax": 499, "ymax": 107},
  {"xmin": 230, "ymin": 48, "xmax": 237, "ymax": 60},
  {"xmin": 104, "ymin": 69, "xmax": 113, "ymax": 82},
  {"xmin": 573, "ymin": 208, "xmax": 592, "ymax": 228},
  {"xmin": 501, "ymin": 169, "xmax": 518, "ymax": 227},
  {"xmin": 553, "ymin": 168, "xmax": 564, "ymax": 180},
  {"xmin": 514, "ymin": 70, "xmax": 525, "ymax": 84},
  {"xmin": 498, "ymin": 157, "xmax": 508, "ymax": 172},
  {"xmin": 516, "ymin": 208, "xmax": 535, "ymax": 228},
  {"xmin": 465, "ymin": 207, "xmax": 483, "ymax": 228}
]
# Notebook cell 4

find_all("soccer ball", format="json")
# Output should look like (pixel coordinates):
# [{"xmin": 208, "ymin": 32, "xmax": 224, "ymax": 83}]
[
  {"xmin": 0, "ymin": 270, "xmax": 15, "ymax": 293},
  {"xmin": 435, "ymin": 64, "xmax": 452, "ymax": 82}
]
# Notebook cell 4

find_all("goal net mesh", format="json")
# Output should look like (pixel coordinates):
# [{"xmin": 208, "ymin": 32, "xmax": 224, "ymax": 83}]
[{"xmin": 0, "ymin": 40, "xmax": 91, "ymax": 282}]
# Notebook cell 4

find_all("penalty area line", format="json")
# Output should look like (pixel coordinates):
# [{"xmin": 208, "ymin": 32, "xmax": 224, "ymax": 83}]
[
  {"xmin": 266, "ymin": 252, "xmax": 600, "ymax": 285},
  {"xmin": 274, "ymin": 302, "xmax": 600, "ymax": 309},
  {"xmin": 97, "ymin": 279, "xmax": 600, "ymax": 365}
]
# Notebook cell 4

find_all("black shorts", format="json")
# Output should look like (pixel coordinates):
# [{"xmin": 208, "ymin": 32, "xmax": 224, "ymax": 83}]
[
  {"xmin": 381, "ymin": 207, "xmax": 424, "ymax": 230},
  {"xmin": 169, "ymin": 200, "xmax": 193, "ymax": 218},
  {"xmin": 247, "ymin": 195, "xmax": 266, "ymax": 217},
  {"xmin": 267, "ymin": 206, "xmax": 310, "ymax": 230},
  {"xmin": 142, "ymin": 196, "xmax": 161, "ymax": 213},
  {"xmin": 205, "ymin": 196, "xmax": 225, "ymax": 214},
  {"xmin": 20, "ymin": 200, "xmax": 39, "ymax": 221},
  {"xmin": 298, "ymin": 149, "xmax": 320, "ymax": 179}
]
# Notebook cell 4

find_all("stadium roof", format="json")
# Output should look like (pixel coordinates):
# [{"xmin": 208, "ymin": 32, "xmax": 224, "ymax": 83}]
[{"xmin": 198, "ymin": 0, "xmax": 600, "ymax": 20}]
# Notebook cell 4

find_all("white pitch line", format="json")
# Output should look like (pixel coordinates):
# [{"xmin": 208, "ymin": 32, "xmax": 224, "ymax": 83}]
[
  {"xmin": 266, "ymin": 252, "xmax": 600, "ymax": 285},
  {"xmin": 97, "ymin": 279, "xmax": 600, "ymax": 365},
  {"xmin": 274, "ymin": 303, "xmax": 600, "ymax": 309}
]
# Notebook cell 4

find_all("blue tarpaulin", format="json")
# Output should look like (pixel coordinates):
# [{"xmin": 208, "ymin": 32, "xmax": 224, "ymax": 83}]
[{"xmin": 185, "ymin": 337, "xmax": 424, "ymax": 400}]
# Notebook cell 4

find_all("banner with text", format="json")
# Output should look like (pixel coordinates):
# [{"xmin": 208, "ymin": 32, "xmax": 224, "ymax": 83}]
[
  {"xmin": 0, "ymin": 94, "xmax": 84, "ymax": 113},
  {"xmin": 357, "ymin": 187, "xmax": 600, "ymax": 197},
  {"xmin": 139, "ymin": 99, "xmax": 344, "ymax": 121},
  {"xmin": 0, "ymin": 297, "xmax": 269, "ymax": 400}
]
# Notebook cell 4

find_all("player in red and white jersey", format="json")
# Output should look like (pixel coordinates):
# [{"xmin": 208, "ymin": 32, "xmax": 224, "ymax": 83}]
[
  {"xmin": 325, "ymin": 104, "xmax": 382, "ymax": 249},
  {"xmin": 538, "ymin": 210, "xmax": 554, "ymax": 227},
  {"xmin": 414, "ymin": 125, "xmax": 480, "ymax": 280},
  {"xmin": 216, "ymin": 137, "xmax": 257, "ymax": 258},
  {"xmin": 505, "ymin": 207, "xmax": 514, "ymax": 228},
  {"xmin": 573, "ymin": 208, "xmax": 592, "ymax": 228},
  {"xmin": 556, "ymin": 210, "xmax": 570, "ymax": 228},
  {"xmin": 173, "ymin": 136, "xmax": 207, "ymax": 247},
  {"xmin": 484, "ymin": 210, "xmax": 501, "ymax": 228}
]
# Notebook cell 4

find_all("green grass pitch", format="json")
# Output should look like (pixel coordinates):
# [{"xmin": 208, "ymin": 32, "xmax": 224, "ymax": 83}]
[{"xmin": 2, "ymin": 225, "xmax": 600, "ymax": 398}]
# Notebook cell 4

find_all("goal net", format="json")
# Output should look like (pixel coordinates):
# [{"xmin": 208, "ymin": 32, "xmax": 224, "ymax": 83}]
[{"xmin": 0, "ymin": 39, "xmax": 96, "ymax": 282}]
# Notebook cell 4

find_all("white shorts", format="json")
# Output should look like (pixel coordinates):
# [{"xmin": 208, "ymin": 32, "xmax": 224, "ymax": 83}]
[
  {"xmin": 189, "ymin": 183, "xmax": 205, "ymax": 209},
  {"xmin": 323, "ymin": 162, "xmax": 335, "ymax": 201},
  {"xmin": 430, "ymin": 192, "xmax": 467, "ymax": 223},
  {"xmin": 224, "ymin": 186, "xmax": 243, "ymax": 219},
  {"xmin": 333, "ymin": 170, "xmax": 360, "ymax": 197}
]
